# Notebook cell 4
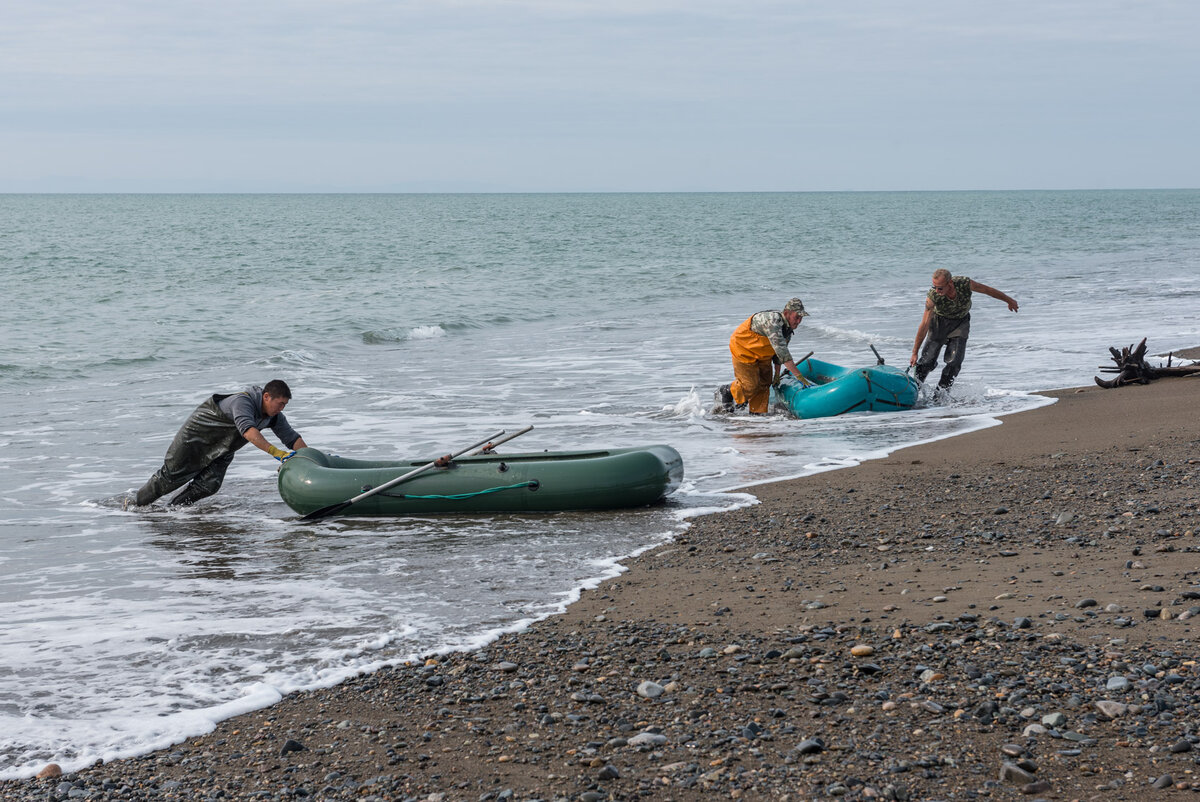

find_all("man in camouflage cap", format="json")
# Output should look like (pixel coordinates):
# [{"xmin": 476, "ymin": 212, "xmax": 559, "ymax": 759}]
[{"xmin": 715, "ymin": 298, "xmax": 810, "ymax": 414}]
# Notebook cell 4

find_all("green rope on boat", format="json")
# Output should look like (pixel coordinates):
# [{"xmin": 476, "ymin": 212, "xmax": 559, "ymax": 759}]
[{"xmin": 379, "ymin": 481, "xmax": 539, "ymax": 501}]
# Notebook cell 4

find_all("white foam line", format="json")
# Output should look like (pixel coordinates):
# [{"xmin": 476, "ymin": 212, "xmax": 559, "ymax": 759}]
[{"xmin": 712, "ymin": 395, "xmax": 1055, "ymax": 494}]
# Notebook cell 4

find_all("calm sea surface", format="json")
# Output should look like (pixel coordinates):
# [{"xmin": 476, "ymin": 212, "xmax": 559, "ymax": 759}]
[{"xmin": 2, "ymin": 191, "xmax": 1198, "ymax": 776}]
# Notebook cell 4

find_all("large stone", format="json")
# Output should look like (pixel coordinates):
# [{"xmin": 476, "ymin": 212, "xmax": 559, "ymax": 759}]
[
  {"xmin": 1000, "ymin": 762, "xmax": 1037, "ymax": 785},
  {"xmin": 1106, "ymin": 676, "xmax": 1131, "ymax": 691},
  {"xmin": 279, "ymin": 738, "xmax": 306, "ymax": 756},
  {"xmin": 628, "ymin": 732, "xmax": 668, "ymax": 748},
  {"xmin": 1041, "ymin": 712, "xmax": 1067, "ymax": 728},
  {"xmin": 795, "ymin": 737, "xmax": 825, "ymax": 754}
]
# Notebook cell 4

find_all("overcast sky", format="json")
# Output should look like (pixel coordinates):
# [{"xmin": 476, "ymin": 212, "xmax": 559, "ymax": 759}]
[{"xmin": 2, "ymin": 0, "xmax": 1197, "ymax": 192}]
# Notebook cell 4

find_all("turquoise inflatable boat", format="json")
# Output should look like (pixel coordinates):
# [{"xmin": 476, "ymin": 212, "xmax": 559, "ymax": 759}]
[{"xmin": 771, "ymin": 355, "xmax": 919, "ymax": 419}]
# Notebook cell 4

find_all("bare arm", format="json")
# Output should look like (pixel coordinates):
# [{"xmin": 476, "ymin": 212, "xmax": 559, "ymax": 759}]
[
  {"xmin": 910, "ymin": 299, "xmax": 935, "ymax": 365},
  {"xmin": 970, "ymin": 280, "xmax": 1019, "ymax": 312}
]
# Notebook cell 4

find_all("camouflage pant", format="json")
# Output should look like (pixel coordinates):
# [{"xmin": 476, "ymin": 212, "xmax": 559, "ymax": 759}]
[{"xmin": 915, "ymin": 314, "xmax": 971, "ymax": 389}]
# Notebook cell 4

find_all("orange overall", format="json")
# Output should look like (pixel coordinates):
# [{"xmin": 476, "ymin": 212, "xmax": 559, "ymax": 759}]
[{"xmin": 728, "ymin": 316, "xmax": 777, "ymax": 413}]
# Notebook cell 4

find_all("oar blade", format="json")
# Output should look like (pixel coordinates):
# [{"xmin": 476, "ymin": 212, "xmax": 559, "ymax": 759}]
[{"xmin": 301, "ymin": 500, "xmax": 351, "ymax": 521}]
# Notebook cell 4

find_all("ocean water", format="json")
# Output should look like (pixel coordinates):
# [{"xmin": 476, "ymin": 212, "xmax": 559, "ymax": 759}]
[{"xmin": 2, "ymin": 190, "xmax": 1198, "ymax": 777}]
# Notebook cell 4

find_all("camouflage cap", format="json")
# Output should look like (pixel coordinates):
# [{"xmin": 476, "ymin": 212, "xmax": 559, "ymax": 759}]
[{"xmin": 783, "ymin": 297, "xmax": 809, "ymax": 317}]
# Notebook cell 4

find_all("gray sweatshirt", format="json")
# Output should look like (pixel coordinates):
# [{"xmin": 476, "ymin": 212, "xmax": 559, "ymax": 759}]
[{"xmin": 217, "ymin": 386, "xmax": 302, "ymax": 448}]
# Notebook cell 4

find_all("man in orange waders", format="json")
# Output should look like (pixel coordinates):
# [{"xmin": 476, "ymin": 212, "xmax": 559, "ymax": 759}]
[{"xmin": 714, "ymin": 297, "xmax": 810, "ymax": 414}]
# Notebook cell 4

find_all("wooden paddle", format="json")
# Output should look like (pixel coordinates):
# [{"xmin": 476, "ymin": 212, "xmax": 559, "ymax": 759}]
[{"xmin": 300, "ymin": 429, "xmax": 505, "ymax": 521}]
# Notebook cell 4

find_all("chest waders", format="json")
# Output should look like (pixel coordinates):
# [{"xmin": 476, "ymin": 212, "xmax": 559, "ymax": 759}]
[
  {"xmin": 728, "ymin": 313, "xmax": 793, "ymax": 413},
  {"xmin": 135, "ymin": 394, "xmax": 252, "ymax": 506}
]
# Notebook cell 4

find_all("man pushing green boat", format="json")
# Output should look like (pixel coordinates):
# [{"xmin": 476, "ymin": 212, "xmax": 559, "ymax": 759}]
[{"xmin": 132, "ymin": 379, "xmax": 309, "ymax": 507}]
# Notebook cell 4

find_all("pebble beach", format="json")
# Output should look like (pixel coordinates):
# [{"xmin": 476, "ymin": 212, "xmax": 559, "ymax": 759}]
[{"xmin": 6, "ymin": 373, "xmax": 1200, "ymax": 802}]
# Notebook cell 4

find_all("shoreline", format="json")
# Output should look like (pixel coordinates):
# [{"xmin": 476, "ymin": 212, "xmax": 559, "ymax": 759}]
[
  {"xmin": 6, "ymin": 376, "xmax": 1200, "ymax": 800},
  {"xmin": 722, "ymin": 343, "xmax": 1200, "ymax": 498}
]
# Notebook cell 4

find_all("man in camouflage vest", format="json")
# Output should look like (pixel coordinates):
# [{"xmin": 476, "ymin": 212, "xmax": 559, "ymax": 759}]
[{"xmin": 910, "ymin": 269, "xmax": 1019, "ymax": 392}]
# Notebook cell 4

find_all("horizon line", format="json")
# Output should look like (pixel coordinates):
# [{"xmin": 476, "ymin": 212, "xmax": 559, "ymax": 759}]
[{"xmin": 2, "ymin": 187, "xmax": 1198, "ymax": 196}]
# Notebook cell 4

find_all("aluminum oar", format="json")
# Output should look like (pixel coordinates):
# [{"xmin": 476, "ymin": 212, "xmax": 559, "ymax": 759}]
[
  {"xmin": 300, "ymin": 429, "xmax": 505, "ymax": 521},
  {"xmin": 464, "ymin": 424, "xmax": 534, "ymax": 456}
]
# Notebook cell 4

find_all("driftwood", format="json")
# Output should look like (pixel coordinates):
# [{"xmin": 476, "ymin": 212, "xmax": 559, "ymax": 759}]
[{"xmin": 1094, "ymin": 338, "xmax": 1200, "ymax": 388}]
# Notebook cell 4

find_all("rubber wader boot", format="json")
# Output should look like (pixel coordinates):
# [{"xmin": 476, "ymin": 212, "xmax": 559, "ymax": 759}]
[{"xmin": 169, "ymin": 482, "xmax": 213, "ymax": 507}]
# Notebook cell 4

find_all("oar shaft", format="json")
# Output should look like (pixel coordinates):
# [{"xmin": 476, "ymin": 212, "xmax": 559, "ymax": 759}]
[
  {"xmin": 465, "ymin": 424, "xmax": 533, "ymax": 456},
  {"xmin": 347, "ymin": 429, "xmax": 505, "ymax": 504}
]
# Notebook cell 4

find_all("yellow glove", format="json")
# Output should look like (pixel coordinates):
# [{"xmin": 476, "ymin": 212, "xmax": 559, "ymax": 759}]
[
  {"xmin": 267, "ymin": 445, "xmax": 292, "ymax": 461},
  {"xmin": 788, "ymin": 370, "xmax": 812, "ymax": 388}
]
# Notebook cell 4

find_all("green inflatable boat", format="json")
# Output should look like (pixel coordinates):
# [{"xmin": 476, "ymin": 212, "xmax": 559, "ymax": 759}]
[{"xmin": 278, "ymin": 445, "xmax": 684, "ymax": 517}]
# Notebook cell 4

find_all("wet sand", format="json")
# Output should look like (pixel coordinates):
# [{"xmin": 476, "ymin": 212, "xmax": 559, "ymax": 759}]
[{"xmin": 7, "ymin": 374, "xmax": 1200, "ymax": 801}]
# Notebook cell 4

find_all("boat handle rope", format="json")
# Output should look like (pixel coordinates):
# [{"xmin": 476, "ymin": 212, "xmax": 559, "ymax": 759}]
[{"xmin": 375, "ymin": 480, "xmax": 541, "ymax": 500}]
